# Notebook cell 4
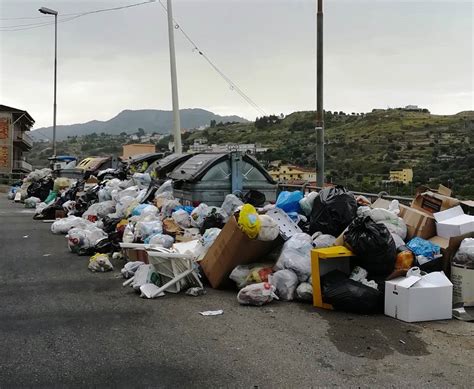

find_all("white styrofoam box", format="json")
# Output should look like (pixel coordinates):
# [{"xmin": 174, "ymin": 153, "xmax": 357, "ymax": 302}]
[{"xmin": 434, "ymin": 206, "xmax": 474, "ymax": 239}]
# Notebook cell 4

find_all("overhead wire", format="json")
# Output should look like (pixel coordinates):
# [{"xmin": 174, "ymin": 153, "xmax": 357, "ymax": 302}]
[
  {"xmin": 0, "ymin": 0, "xmax": 155, "ymax": 31},
  {"xmin": 157, "ymin": 0, "xmax": 267, "ymax": 117}
]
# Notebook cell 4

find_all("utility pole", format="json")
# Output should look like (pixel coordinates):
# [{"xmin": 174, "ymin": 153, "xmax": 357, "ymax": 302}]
[
  {"xmin": 166, "ymin": 0, "xmax": 182, "ymax": 153},
  {"xmin": 38, "ymin": 6, "xmax": 58, "ymax": 157},
  {"xmin": 316, "ymin": 0, "xmax": 324, "ymax": 187}
]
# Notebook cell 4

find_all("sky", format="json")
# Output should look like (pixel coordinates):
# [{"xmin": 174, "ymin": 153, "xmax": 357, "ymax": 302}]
[{"xmin": 0, "ymin": 0, "xmax": 472, "ymax": 129}]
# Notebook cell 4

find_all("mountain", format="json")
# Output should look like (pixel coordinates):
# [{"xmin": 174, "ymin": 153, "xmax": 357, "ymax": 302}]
[{"xmin": 31, "ymin": 108, "xmax": 248, "ymax": 141}]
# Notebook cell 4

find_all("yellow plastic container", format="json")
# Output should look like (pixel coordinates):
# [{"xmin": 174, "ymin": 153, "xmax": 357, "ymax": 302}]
[{"xmin": 311, "ymin": 246, "xmax": 355, "ymax": 310}]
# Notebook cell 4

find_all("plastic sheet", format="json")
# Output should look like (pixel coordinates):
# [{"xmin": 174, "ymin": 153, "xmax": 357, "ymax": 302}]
[{"xmin": 407, "ymin": 237, "xmax": 441, "ymax": 260}]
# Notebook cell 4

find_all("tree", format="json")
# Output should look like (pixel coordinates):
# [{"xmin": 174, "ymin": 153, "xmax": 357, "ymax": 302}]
[
  {"xmin": 210, "ymin": 119, "xmax": 216, "ymax": 128},
  {"xmin": 137, "ymin": 128, "xmax": 145, "ymax": 136},
  {"xmin": 120, "ymin": 132, "xmax": 127, "ymax": 136}
]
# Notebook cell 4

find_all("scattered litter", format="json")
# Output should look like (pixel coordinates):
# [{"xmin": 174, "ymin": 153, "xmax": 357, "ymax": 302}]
[
  {"xmin": 399, "ymin": 339, "xmax": 406, "ymax": 345},
  {"xmin": 42, "ymin": 254, "xmax": 51, "ymax": 257},
  {"xmin": 186, "ymin": 287, "xmax": 207, "ymax": 297},
  {"xmin": 23, "ymin": 235, "xmax": 28, "ymax": 238},
  {"xmin": 199, "ymin": 310, "xmax": 224, "ymax": 316}
]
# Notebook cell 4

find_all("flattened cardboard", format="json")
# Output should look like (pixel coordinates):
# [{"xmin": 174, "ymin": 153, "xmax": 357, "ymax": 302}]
[{"xmin": 200, "ymin": 216, "xmax": 278, "ymax": 288}]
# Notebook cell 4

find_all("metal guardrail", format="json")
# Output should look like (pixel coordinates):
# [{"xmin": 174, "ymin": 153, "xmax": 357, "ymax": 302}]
[{"xmin": 277, "ymin": 183, "xmax": 414, "ymax": 205}]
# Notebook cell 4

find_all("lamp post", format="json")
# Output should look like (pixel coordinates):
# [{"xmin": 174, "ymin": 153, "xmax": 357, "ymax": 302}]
[
  {"xmin": 38, "ymin": 6, "xmax": 58, "ymax": 158},
  {"xmin": 166, "ymin": 0, "xmax": 182, "ymax": 153},
  {"xmin": 316, "ymin": 0, "xmax": 324, "ymax": 187}
]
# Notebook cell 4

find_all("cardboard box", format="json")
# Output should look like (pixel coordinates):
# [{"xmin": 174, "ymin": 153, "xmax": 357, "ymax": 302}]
[
  {"xmin": 385, "ymin": 272, "xmax": 452, "ymax": 322},
  {"xmin": 433, "ymin": 206, "xmax": 474, "ymax": 239},
  {"xmin": 411, "ymin": 191, "xmax": 460, "ymax": 215},
  {"xmin": 451, "ymin": 264, "xmax": 474, "ymax": 306},
  {"xmin": 429, "ymin": 232, "xmax": 474, "ymax": 275},
  {"xmin": 200, "ymin": 216, "xmax": 277, "ymax": 288},
  {"xmin": 415, "ymin": 184, "xmax": 452, "ymax": 197},
  {"xmin": 371, "ymin": 198, "xmax": 436, "ymax": 240}
]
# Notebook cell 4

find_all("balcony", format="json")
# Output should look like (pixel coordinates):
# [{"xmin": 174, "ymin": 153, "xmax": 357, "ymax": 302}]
[
  {"xmin": 13, "ymin": 160, "xmax": 33, "ymax": 172},
  {"xmin": 13, "ymin": 130, "xmax": 34, "ymax": 150}
]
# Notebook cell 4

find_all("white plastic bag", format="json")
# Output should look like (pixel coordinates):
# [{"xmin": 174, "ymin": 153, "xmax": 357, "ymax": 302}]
[
  {"xmin": 453, "ymin": 238, "xmax": 474, "ymax": 266},
  {"xmin": 195, "ymin": 227, "xmax": 221, "ymax": 259},
  {"xmin": 122, "ymin": 223, "xmax": 135, "ymax": 243},
  {"xmin": 131, "ymin": 264, "xmax": 160, "ymax": 291},
  {"xmin": 88, "ymin": 253, "xmax": 113, "ymax": 272},
  {"xmin": 312, "ymin": 232, "xmax": 336, "ymax": 248},
  {"xmin": 24, "ymin": 197, "xmax": 41, "ymax": 208},
  {"xmin": 221, "ymin": 194, "xmax": 243, "ymax": 219},
  {"xmin": 161, "ymin": 199, "xmax": 181, "ymax": 218},
  {"xmin": 121, "ymin": 261, "xmax": 145, "ymax": 278},
  {"xmin": 62, "ymin": 200, "xmax": 76, "ymax": 215},
  {"xmin": 190, "ymin": 203, "xmax": 209, "ymax": 228},
  {"xmin": 67, "ymin": 226, "xmax": 107, "ymax": 254},
  {"xmin": 51, "ymin": 215, "xmax": 94, "ymax": 234},
  {"xmin": 132, "ymin": 172, "xmax": 152, "ymax": 189},
  {"xmin": 274, "ymin": 233, "xmax": 313, "ymax": 282},
  {"xmin": 82, "ymin": 200, "xmax": 116, "ymax": 221},
  {"xmin": 154, "ymin": 179, "xmax": 173, "ymax": 199},
  {"xmin": 172, "ymin": 209, "xmax": 191, "ymax": 229},
  {"xmin": 299, "ymin": 191, "xmax": 318, "ymax": 217},
  {"xmin": 296, "ymin": 282, "xmax": 313, "ymax": 302},
  {"xmin": 269, "ymin": 269, "xmax": 299, "ymax": 301},
  {"xmin": 134, "ymin": 220, "xmax": 163, "ymax": 241},
  {"xmin": 257, "ymin": 214, "xmax": 280, "ymax": 242},
  {"xmin": 145, "ymin": 233, "xmax": 174, "ymax": 248},
  {"xmin": 237, "ymin": 282, "xmax": 279, "ymax": 306},
  {"xmin": 98, "ymin": 188, "xmax": 112, "ymax": 202}
]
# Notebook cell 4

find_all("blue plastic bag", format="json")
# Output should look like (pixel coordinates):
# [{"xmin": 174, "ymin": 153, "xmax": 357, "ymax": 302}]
[
  {"xmin": 174, "ymin": 205, "xmax": 194, "ymax": 214},
  {"xmin": 276, "ymin": 191, "xmax": 304, "ymax": 213},
  {"xmin": 407, "ymin": 237, "xmax": 440, "ymax": 259}
]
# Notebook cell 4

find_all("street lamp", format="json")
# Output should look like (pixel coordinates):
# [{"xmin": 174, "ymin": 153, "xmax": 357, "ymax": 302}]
[{"xmin": 38, "ymin": 6, "xmax": 58, "ymax": 158}]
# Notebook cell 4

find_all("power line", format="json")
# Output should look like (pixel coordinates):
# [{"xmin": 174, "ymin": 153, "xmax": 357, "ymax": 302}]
[
  {"xmin": 0, "ymin": 1, "xmax": 155, "ymax": 31},
  {"xmin": 157, "ymin": 0, "xmax": 267, "ymax": 117}
]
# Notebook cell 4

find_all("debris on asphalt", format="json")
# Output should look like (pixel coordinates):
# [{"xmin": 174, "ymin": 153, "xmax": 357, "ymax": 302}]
[
  {"xmin": 199, "ymin": 310, "xmax": 224, "ymax": 316},
  {"xmin": 12, "ymin": 160, "xmax": 473, "ymax": 324}
]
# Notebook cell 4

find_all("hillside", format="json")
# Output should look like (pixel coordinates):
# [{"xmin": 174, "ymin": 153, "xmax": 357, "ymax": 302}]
[
  {"xmin": 182, "ymin": 109, "xmax": 474, "ymax": 196},
  {"xmin": 31, "ymin": 108, "xmax": 248, "ymax": 141},
  {"xmin": 28, "ymin": 109, "xmax": 474, "ymax": 197}
]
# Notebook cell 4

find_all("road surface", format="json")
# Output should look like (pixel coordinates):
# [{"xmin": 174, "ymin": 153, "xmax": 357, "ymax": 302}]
[{"xmin": 0, "ymin": 196, "xmax": 473, "ymax": 387}]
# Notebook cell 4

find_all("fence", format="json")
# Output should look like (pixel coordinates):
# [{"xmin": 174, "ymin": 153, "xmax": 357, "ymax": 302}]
[{"xmin": 277, "ymin": 183, "xmax": 414, "ymax": 205}]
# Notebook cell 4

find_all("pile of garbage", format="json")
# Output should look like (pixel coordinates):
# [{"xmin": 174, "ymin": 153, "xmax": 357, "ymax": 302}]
[{"xmin": 13, "ymin": 168, "xmax": 474, "ymax": 322}]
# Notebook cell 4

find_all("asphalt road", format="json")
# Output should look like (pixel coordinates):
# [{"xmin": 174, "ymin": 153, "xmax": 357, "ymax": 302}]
[{"xmin": 1, "ymin": 196, "xmax": 473, "ymax": 388}]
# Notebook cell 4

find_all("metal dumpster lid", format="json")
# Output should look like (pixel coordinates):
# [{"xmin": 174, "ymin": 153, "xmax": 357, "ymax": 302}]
[
  {"xmin": 168, "ymin": 152, "xmax": 275, "ymax": 183},
  {"xmin": 155, "ymin": 153, "xmax": 194, "ymax": 170}
]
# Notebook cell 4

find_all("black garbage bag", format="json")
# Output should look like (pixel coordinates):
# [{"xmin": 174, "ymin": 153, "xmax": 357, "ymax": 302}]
[
  {"xmin": 199, "ymin": 209, "xmax": 225, "ymax": 235},
  {"xmin": 27, "ymin": 177, "xmax": 53, "ymax": 201},
  {"xmin": 309, "ymin": 185, "xmax": 357, "ymax": 237},
  {"xmin": 102, "ymin": 216, "xmax": 122, "ymax": 234},
  {"xmin": 243, "ymin": 190, "xmax": 266, "ymax": 208},
  {"xmin": 321, "ymin": 270, "xmax": 383, "ymax": 314},
  {"xmin": 344, "ymin": 216, "xmax": 396, "ymax": 278}
]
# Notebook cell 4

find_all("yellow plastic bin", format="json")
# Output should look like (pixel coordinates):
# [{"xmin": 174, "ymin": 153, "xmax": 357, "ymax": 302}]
[{"xmin": 311, "ymin": 246, "xmax": 355, "ymax": 309}]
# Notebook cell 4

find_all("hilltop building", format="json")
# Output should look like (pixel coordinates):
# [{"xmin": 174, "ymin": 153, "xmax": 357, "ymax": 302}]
[
  {"xmin": 389, "ymin": 168, "xmax": 413, "ymax": 184},
  {"xmin": 122, "ymin": 143, "xmax": 156, "ymax": 159},
  {"xmin": 269, "ymin": 164, "xmax": 316, "ymax": 182}
]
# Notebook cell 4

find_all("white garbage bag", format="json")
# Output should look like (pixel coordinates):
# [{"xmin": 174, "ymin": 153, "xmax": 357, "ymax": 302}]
[
  {"xmin": 131, "ymin": 264, "xmax": 160, "ymax": 291},
  {"xmin": 132, "ymin": 173, "xmax": 152, "ymax": 189},
  {"xmin": 221, "ymin": 194, "xmax": 243, "ymax": 219},
  {"xmin": 121, "ymin": 261, "xmax": 145, "ymax": 278},
  {"xmin": 237, "ymin": 282, "xmax": 279, "ymax": 306},
  {"xmin": 88, "ymin": 253, "xmax": 113, "ymax": 272},
  {"xmin": 312, "ymin": 232, "xmax": 336, "ymax": 248},
  {"xmin": 161, "ymin": 199, "xmax": 181, "ymax": 218},
  {"xmin": 269, "ymin": 269, "xmax": 299, "ymax": 301},
  {"xmin": 172, "ymin": 209, "xmax": 191, "ymax": 229},
  {"xmin": 51, "ymin": 215, "xmax": 94, "ymax": 234},
  {"xmin": 82, "ymin": 200, "xmax": 116, "ymax": 221},
  {"xmin": 257, "ymin": 214, "xmax": 280, "ymax": 241},
  {"xmin": 299, "ymin": 191, "xmax": 318, "ymax": 217},
  {"xmin": 24, "ymin": 197, "xmax": 41, "ymax": 208},
  {"xmin": 274, "ymin": 233, "xmax": 313, "ymax": 282},
  {"xmin": 190, "ymin": 203, "xmax": 210, "ymax": 228},
  {"xmin": 296, "ymin": 282, "xmax": 313, "ymax": 302},
  {"xmin": 134, "ymin": 220, "xmax": 163, "ymax": 241},
  {"xmin": 67, "ymin": 226, "xmax": 107, "ymax": 255},
  {"xmin": 144, "ymin": 233, "xmax": 174, "ymax": 248}
]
